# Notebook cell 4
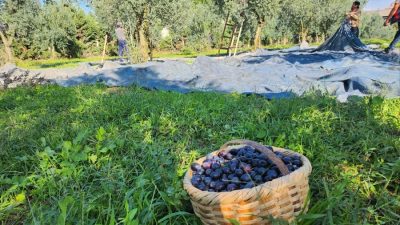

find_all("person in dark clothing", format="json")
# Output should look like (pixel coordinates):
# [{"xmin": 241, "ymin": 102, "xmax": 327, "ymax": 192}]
[
  {"xmin": 346, "ymin": 1, "xmax": 361, "ymax": 37},
  {"xmin": 384, "ymin": 0, "xmax": 400, "ymax": 53},
  {"xmin": 115, "ymin": 22, "xmax": 129, "ymax": 61}
]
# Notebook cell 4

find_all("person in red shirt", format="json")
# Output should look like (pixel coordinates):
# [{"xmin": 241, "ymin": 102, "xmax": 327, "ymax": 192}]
[{"xmin": 384, "ymin": 0, "xmax": 400, "ymax": 53}]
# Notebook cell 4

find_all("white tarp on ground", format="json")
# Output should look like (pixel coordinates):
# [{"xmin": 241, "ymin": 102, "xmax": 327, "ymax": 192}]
[{"xmin": 1, "ymin": 48, "xmax": 400, "ymax": 102}]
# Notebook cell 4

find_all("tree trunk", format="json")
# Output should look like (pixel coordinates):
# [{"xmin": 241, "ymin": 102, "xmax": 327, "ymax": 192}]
[
  {"xmin": 137, "ymin": 5, "xmax": 150, "ymax": 62},
  {"xmin": 138, "ymin": 25, "xmax": 149, "ymax": 61},
  {"xmin": 301, "ymin": 30, "xmax": 308, "ymax": 43},
  {"xmin": 300, "ymin": 20, "xmax": 308, "ymax": 43},
  {"xmin": 51, "ymin": 45, "xmax": 56, "ymax": 59},
  {"xmin": 0, "ymin": 31, "xmax": 14, "ymax": 63},
  {"xmin": 101, "ymin": 34, "xmax": 108, "ymax": 63},
  {"xmin": 129, "ymin": 30, "xmax": 134, "ymax": 47},
  {"xmin": 3, "ymin": 42, "xmax": 13, "ymax": 62},
  {"xmin": 253, "ymin": 19, "xmax": 265, "ymax": 50},
  {"xmin": 127, "ymin": 17, "xmax": 135, "ymax": 59},
  {"xmin": 283, "ymin": 37, "xmax": 288, "ymax": 45}
]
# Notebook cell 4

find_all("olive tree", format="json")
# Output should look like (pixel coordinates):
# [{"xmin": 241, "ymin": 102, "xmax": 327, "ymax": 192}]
[
  {"xmin": 0, "ymin": 0, "xmax": 41, "ymax": 62},
  {"xmin": 92, "ymin": 0, "xmax": 188, "ymax": 61}
]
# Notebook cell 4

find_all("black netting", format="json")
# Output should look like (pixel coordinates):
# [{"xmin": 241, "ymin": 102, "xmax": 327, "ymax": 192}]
[{"xmin": 314, "ymin": 20, "xmax": 368, "ymax": 52}]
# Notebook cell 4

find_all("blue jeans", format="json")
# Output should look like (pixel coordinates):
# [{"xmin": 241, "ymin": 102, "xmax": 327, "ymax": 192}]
[
  {"xmin": 351, "ymin": 27, "xmax": 359, "ymax": 37},
  {"xmin": 388, "ymin": 22, "xmax": 400, "ymax": 51},
  {"xmin": 118, "ymin": 40, "xmax": 128, "ymax": 58}
]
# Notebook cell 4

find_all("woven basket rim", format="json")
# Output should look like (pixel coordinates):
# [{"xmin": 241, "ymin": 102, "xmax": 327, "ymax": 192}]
[{"xmin": 183, "ymin": 144, "xmax": 312, "ymax": 204}]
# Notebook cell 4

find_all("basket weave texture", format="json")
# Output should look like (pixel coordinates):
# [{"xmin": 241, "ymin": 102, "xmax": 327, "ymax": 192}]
[{"xmin": 183, "ymin": 140, "xmax": 312, "ymax": 225}]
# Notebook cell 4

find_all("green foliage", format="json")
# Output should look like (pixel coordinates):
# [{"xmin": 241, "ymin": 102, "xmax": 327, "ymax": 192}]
[
  {"xmin": 15, "ymin": 56, "xmax": 118, "ymax": 69},
  {"xmin": 0, "ymin": 0, "xmax": 104, "ymax": 60},
  {"xmin": 73, "ymin": 8, "xmax": 105, "ymax": 56},
  {"xmin": 0, "ymin": 0, "xmax": 41, "ymax": 61},
  {"xmin": 166, "ymin": 2, "xmax": 223, "ymax": 51},
  {"xmin": 1, "ymin": 0, "xmax": 399, "ymax": 60},
  {"xmin": 247, "ymin": 0, "xmax": 280, "ymax": 21},
  {"xmin": 91, "ymin": 0, "xmax": 219, "ymax": 57},
  {"xmin": 361, "ymin": 13, "xmax": 397, "ymax": 40},
  {"xmin": 39, "ymin": 3, "xmax": 80, "ymax": 58},
  {"xmin": 280, "ymin": 0, "xmax": 319, "ymax": 41},
  {"xmin": 0, "ymin": 86, "xmax": 399, "ymax": 224},
  {"xmin": 274, "ymin": 0, "xmax": 368, "ymax": 43}
]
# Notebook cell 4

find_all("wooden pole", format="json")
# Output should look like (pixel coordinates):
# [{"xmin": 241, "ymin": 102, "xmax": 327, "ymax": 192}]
[
  {"xmin": 218, "ymin": 13, "xmax": 230, "ymax": 56},
  {"xmin": 101, "ymin": 34, "xmax": 108, "ymax": 64},
  {"xmin": 234, "ymin": 22, "xmax": 243, "ymax": 56},
  {"xmin": 228, "ymin": 26, "xmax": 237, "ymax": 57}
]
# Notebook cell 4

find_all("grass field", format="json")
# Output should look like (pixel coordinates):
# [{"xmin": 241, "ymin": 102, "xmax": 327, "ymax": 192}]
[
  {"xmin": 14, "ymin": 45, "xmax": 293, "ymax": 70},
  {"xmin": 0, "ymin": 85, "xmax": 399, "ymax": 224},
  {"xmin": 363, "ymin": 38, "xmax": 400, "ymax": 48},
  {"xmin": 15, "ymin": 56, "xmax": 120, "ymax": 70},
  {"xmin": 14, "ymin": 49, "xmax": 227, "ymax": 70},
  {"xmin": 13, "ymin": 39, "xmax": 399, "ymax": 70}
]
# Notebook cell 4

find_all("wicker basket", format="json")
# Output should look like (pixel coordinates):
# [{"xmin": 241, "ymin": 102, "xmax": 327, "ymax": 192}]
[{"xmin": 183, "ymin": 140, "xmax": 312, "ymax": 225}]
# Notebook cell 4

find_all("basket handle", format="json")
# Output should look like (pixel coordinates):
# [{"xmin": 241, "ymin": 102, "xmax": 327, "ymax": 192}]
[{"xmin": 220, "ymin": 139, "xmax": 290, "ymax": 176}]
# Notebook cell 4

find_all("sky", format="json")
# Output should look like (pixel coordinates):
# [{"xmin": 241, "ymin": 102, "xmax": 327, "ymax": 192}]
[
  {"xmin": 79, "ymin": 2, "xmax": 92, "ymax": 13},
  {"xmin": 364, "ymin": 0, "xmax": 395, "ymax": 11}
]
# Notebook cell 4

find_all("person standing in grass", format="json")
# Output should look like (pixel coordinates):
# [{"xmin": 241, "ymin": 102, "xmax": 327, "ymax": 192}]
[
  {"xmin": 115, "ymin": 22, "xmax": 129, "ymax": 62},
  {"xmin": 346, "ymin": 1, "xmax": 361, "ymax": 37},
  {"xmin": 384, "ymin": 0, "xmax": 400, "ymax": 53}
]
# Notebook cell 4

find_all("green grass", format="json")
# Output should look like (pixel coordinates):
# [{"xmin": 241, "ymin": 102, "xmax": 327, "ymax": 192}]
[
  {"xmin": 15, "ymin": 49, "xmax": 229, "ymax": 70},
  {"xmin": 155, "ymin": 45, "xmax": 295, "ymax": 59},
  {"xmin": 15, "ymin": 51, "xmax": 224, "ymax": 70},
  {"xmin": 363, "ymin": 38, "xmax": 400, "ymax": 49},
  {"xmin": 15, "ymin": 56, "xmax": 119, "ymax": 70},
  {"xmin": 10, "ymin": 38, "xmax": 400, "ymax": 70},
  {"xmin": 363, "ymin": 38, "xmax": 391, "ymax": 46},
  {"xmin": 154, "ymin": 48, "xmax": 223, "ymax": 58},
  {"xmin": 15, "ymin": 48, "xmax": 246, "ymax": 70},
  {"xmin": 0, "ymin": 85, "xmax": 399, "ymax": 224},
  {"xmin": 15, "ymin": 45, "xmax": 295, "ymax": 70},
  {"xmin": 15, "ymin": 57, "xmax": 117, "ymax": 70}
]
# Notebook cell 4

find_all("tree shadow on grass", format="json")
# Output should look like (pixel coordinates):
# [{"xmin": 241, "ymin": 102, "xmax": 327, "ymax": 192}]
[
  {"xmin": 0, "ymin": 86, "xmax": 82, "ymax": 162},
  {"xmin": 38, "ymin": 61, "xmax": 78, "ymax": 69},
  {"xmin": 0, "ymin": 85, "xmax": 203, "ymax": 224},
  {"xmin": 257, "ymin": 95, "xmax": 400, "ymax": 224}
]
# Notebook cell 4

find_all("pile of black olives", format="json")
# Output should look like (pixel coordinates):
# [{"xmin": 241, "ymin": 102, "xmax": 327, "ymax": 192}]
[{"xmin": 190, "ymin": 146, "xmax": 303, "ymax": 192}]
